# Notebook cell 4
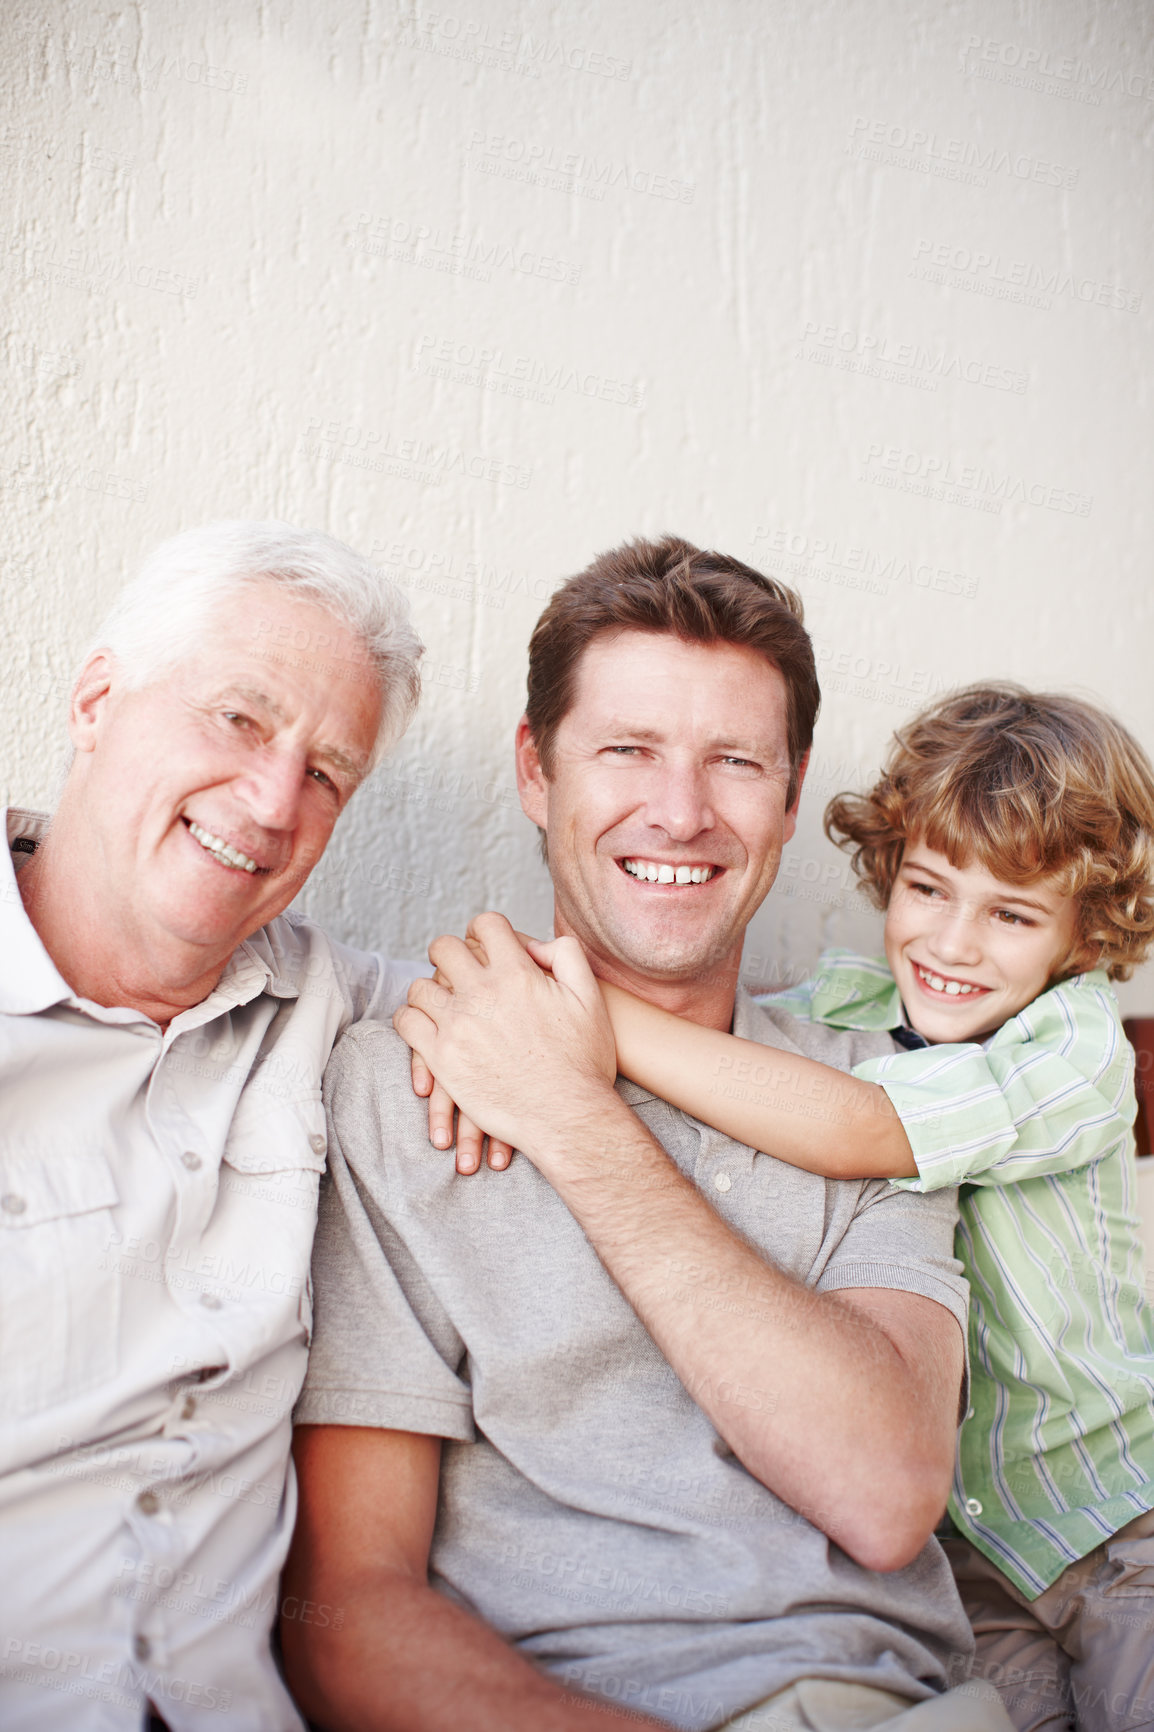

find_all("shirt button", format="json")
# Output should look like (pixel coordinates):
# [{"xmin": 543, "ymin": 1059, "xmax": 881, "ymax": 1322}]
[
  {"xmin": 133, "ymin": 1635, "xmax": 151, "ymax": 1663},
  {"xmin": 1, "ymin": 1193, "xmax": 27, "ymax": 1215},
  {"xmin": 180, "ymin": 1395, "xmax": 197, "ymax": 1421},
  {"xmin": 136, "ymin": 1490, "xmax": 161, "ymax": 1516},
  {"xmin": 309, "ymin": 1133, "xmax": 326, "ymax": 1154},
  {"xmin": 180, "ymin": 1150, "xmax": 202, "ymax": 1171},
  {"xmin": 713, "ymin": 1173, "xmax": 732, "ymax": 1193},
  {"xmin": 965, "ymin": 1497, "xmax": 983, "ymax": 1517},
  {"xmin": 199, "ymin": 1293, "xmax": 222, "ymax": 1311}
]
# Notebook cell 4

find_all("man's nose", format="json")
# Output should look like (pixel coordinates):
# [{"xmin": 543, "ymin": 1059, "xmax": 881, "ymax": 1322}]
[
  {"xmin": 234, "ymin": 748, "xmax": 308, "ymax": 832},
  {"xmin": 645, "ymin": 763, "xmax": 715, "ymax": 842}
]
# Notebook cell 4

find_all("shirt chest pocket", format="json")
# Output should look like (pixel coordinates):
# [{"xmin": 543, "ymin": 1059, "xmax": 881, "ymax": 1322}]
[
  {"xmin": 216, "ymin": 1091, "xmax": 328, "ymax": 1352},
  {"xmin": 0, "ymin": 1150, "xmax": 120, "ymax": 1420}
]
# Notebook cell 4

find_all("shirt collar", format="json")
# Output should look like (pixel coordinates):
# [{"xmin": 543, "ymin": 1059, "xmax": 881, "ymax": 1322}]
[
  {"xmin": 1, "ymin": 806, "xmax": 293, "ymax": 1021},
  {"xmin": 805, "ymin": 950, "xmax": 906, "ymax": 1032},
  {"xmin": 0, "ymin": 808, "xmax": 75, "ymax": 1014}
]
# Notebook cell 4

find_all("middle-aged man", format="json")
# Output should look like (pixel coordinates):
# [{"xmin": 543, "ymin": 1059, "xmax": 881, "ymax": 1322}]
[
  {"xmin": 286, "ymin": 537, "xmax": 1013, "ymax": 1731},
  {"xmin": 0, "ymin": 521, "xmax": 424, "ymax": 1731}
]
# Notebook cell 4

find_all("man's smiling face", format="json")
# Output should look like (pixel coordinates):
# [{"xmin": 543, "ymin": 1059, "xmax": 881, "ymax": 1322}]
[
  {"xmin": 70, "ymin": 582, "xmax": 382, "ymax": 970},
  {"xmin": 516, "ymin": 629, "xmax": 803, "ymax": 1006}
]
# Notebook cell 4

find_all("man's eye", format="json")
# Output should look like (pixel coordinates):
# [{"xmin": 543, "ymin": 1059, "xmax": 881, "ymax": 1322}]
[
  {"xmin": 721, "ymin": 756, "xmax": 758, "ymax": 770},
  {"xmin": 223, "ymin": 711, "xmax": 252, "ymax": 728},
  {"xmin": 308, "ymin": 767, "xmax": 338, "ymax": 792},
  {"xmin": 604, "ymin": 745, "xmax": 640, "ymax": 756}
]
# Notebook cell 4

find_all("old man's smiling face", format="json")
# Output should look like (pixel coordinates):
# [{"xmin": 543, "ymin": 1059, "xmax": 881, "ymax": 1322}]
[
  {"xmin": 516, "ymin": 629, "xmax": 803, "ymax": 1005},
  {"xmin": 69, "ymin": 582, "xmax": 382, "ymax": 968}
]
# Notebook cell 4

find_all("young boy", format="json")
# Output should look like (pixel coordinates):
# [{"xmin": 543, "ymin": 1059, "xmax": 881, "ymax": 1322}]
[{"xmin": 598, "ymin": 683, "xmax": 1154, "ymax": 1732}]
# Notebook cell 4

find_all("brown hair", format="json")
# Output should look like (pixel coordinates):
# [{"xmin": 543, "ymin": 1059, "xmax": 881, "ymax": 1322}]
[
  {"xmin": 525, "ymin": 536, "xmax": 818, "ymax": 804},
  {"xmin": 825, "ymin": 683, "xmax": 1154, "ymax": 980}
]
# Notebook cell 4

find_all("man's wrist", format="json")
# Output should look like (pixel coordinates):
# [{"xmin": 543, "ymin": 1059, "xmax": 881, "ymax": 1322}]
[{"xmin": 513, "ymin": 1076, "xmax": 641, "ymax": 1174}]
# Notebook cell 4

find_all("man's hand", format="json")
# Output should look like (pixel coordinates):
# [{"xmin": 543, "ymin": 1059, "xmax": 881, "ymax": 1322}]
[{"xmin": 394, "ymin": 913, "xmax": 617, "ymax": 1164}]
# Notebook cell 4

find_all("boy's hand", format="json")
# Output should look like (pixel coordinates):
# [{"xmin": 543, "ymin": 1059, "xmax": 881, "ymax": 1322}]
[{"xmin": 409, "ymin": 1048, "xmax": 514, "ymax": 1173}]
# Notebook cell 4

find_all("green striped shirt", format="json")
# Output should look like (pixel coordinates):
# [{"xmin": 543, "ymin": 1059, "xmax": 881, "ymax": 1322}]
[{"xmin": 763, "ymin": 949, "xmax": 1154, "ymax": 1598}]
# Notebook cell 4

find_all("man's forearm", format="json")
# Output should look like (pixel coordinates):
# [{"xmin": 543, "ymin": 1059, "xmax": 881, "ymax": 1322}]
[
  {"xmin": 519, "ymin": 1088, "xmax": 956, "ymax": 1570},
  {"xmin": 283, "ymin": 1565, "xmax": 665, "ymax": 1732}
]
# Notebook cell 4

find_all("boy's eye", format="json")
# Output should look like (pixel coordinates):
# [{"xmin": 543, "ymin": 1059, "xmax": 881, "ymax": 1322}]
[
  {"xmin": 993, "ymin": 909, "xmax": 1032, "ymax": 926},
  {"xmin": 909, "ymin": 879, "xmax": 942, "ymax": 898}
]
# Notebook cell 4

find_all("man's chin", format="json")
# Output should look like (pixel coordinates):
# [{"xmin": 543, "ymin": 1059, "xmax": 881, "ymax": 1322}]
[
  {"xmin": 144, "ymin": 891, "xmax": 272, "ymax": 956},
  {"xmin": 594, "ymin": 924, "xmax": 741, "ymax": 987}
]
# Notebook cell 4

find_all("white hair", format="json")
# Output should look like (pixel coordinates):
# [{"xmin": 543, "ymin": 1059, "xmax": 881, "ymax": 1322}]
[{"xmin": 87, "ymin": 521, "xmax": 423, "ymax": 768}]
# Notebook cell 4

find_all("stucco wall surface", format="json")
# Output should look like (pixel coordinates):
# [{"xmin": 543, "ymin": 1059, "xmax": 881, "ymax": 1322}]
[{"xmin": 2, "ymin": 0, "xmax": 1152, "ymax": 1009}]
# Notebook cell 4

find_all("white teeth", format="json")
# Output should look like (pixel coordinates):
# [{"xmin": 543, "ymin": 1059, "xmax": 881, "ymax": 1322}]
[
  {"xmin": 918, "ymin": 966, "xmax": 979, "ymax": 997},
  {"xmin": 623, "ymin": 859, "xmax": 716, "ymax": 885},
  {"xmin": 187, "ymin": 820, "xmax": 258, "ymax": 873}
]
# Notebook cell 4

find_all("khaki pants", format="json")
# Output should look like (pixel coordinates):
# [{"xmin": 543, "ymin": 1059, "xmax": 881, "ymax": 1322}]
[
  {"xmin": 944, "ymin": 1509, "xmax": 1154, "ymax": 1731},
  {"xmin": 719, "ymin": 1676, "xmax": 1016, "ymax": 1730}
]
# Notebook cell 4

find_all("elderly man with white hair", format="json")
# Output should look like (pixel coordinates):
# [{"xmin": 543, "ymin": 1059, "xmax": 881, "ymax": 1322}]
[{"xmin": 0, "ymin": 522, "xmax": 423, "ymax": 1730}]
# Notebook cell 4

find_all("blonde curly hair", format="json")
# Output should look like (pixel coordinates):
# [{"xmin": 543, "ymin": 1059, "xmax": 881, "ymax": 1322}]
[{"xmin": 825, "ymin": 684, "xmax": 1154, "ymax": 981}]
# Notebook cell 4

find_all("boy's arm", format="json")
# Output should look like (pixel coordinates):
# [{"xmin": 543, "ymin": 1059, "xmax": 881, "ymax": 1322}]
[{"xmin": 601, "ymin": 981, "xmax": 918, "ymax": 1179}]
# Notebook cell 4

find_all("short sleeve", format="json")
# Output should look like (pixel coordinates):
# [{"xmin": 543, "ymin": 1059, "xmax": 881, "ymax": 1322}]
[
  {"xmin": 295, "ymin": 1026, "xmax": 475, "ymax": 1440},
  {"xmin": 854, "ymin": 974, "xmax": 1136, "ymax": 1193},
  {"xmin": 815, "ymin": 1179, "xmax": 969, "ymax": 1338}
]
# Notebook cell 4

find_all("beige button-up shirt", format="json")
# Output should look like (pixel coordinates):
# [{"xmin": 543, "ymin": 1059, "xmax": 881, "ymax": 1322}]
[{"xmin": 0, "ymin": 809, "xmax": 419, "ymax": 1730}]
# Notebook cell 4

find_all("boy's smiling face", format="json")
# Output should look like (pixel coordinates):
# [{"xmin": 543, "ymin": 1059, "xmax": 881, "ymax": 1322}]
[{"xmin": 883, "ymin": 842, "xmax": 1082, "ymax": 1043}]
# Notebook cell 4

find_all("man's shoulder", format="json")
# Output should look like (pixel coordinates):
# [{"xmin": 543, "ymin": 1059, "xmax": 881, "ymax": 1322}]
[
  {"xmin": 246, "ymin": 912, "xmax": 424, "ymax": 1017},
  {"xmin": 323, "ymin": 1017, "xmax": 426, "ymax": 1127}
]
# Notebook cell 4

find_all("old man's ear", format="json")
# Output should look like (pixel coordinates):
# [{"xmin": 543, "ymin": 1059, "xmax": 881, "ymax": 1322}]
[{"xmin": 68, "ymin": 651, "xmax": 117, "ymax": 754}]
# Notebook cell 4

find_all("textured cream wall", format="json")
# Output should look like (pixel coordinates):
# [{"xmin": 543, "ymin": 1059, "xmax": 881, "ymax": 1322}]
[{"xmin": 3, "ymin": 0, "xmax": 1153, "ymax": 1010}]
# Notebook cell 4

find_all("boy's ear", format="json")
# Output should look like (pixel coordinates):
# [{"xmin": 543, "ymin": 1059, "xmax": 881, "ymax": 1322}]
[
  {"xmin": 515, "ymin": 716, "xmax": 549, "ymax": 829},
  {"xmin": 1056, "ymin": 924, "xmax": 1102, "ymax": 982}
]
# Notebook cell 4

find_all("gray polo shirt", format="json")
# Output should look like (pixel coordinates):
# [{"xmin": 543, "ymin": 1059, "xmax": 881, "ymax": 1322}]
[{"xmin": 298, "ymin": 992, "xmax": 973, "ymax": 1730}]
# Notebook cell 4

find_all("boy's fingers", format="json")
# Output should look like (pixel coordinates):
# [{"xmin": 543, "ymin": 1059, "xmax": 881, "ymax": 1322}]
[
  {"xmin": 486, "ymin": 1138, "xmax": 514, "ymax": 1171},
  {"xmin": 530, "ymin": 934, "xmax": 598, "ymax": 1000},
  {"xmin": 455, "ymin": 1114, "xmax": 485, "ymax": 1175},
  {"xmin": 427, "ymin": 932, "xmax": 482, "ymax": 985},
  {"xmin": 393, "ymin": 1002, "xmax": 437, "ymax": 1055},
  {"xmin": 427, "ymin": 1081, "xmax": 457, "ymax": 1152},
  {"xmin": 411, "ymin": 1049, "xmax": 435, "ymax": 1099},
  {"xmin": 465, "ymin": 911, "xmax": 524, "ymax": 965}
]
